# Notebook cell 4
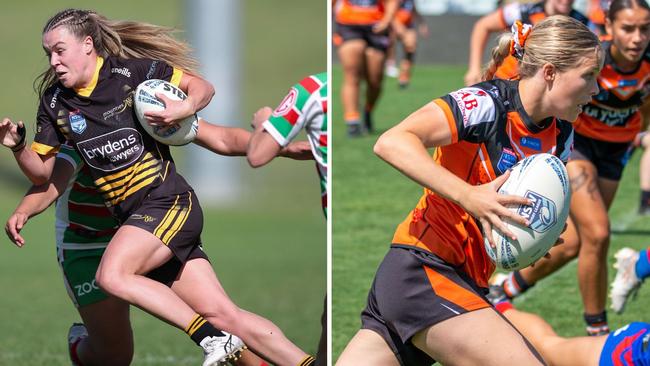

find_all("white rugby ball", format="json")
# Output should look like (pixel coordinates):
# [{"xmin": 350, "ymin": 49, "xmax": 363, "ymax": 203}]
[
  {"xmin": 133, "ymin": 79, "xmax": 199, "ymax": 146},
  {"xmin": 484, "ymin": 153, "xmax": 571, "ymax": 270}
]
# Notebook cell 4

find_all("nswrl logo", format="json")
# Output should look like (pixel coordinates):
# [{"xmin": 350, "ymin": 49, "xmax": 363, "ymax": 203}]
[{"xmin": 517, "ymin": 190, "xmax": 556, "ymax": 233}]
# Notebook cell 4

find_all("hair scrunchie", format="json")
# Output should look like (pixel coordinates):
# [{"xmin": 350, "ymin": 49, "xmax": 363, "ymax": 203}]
[{"xmin": 510, "ymin": 20, "xmax": 532, "ymax": 60}]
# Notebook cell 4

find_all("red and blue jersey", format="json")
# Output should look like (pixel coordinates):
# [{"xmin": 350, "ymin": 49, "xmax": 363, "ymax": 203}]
[{"xmin": 600, "ymin": 322, "xmax": 650, "ymax": 366}]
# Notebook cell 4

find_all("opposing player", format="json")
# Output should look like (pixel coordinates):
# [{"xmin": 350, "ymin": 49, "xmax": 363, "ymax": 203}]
[
  {"xmin": 464, "ymin": 0, "xmax": 588, "ymax": 86},
  {"xmin": 3, "ymin": 8, "xmax": 315, "ymax": 366},
  {"xmin": 333, "ymin": 0, "xmax": 399, "ymax": 136},
  {"xmin": 492, "ymin": 0, "xmax": 650, "ymax": 336},
  {"xmin": 384, "ymin": 0, "xmax": 428, "ymax": 89},
  {"xmin": 246, "ymin": 72, "xmax": 327, "ymax": 365},
  {"xmin": 487, "ymin": 289, "xmax": 650, "ymax": 366},
  {"xmin": 610, "ymin": 247, "xmax": 650, "ymax": 314},
  {"xmin": 337, "ymin": 16, "xmax": 602, "ymax": 365}
]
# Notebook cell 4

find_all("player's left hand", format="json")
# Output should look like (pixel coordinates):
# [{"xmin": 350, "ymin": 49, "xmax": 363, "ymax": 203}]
[
  {"xmin": 144, "ymin": 93, "xmax": 195, "ymax": 126},
  {"xmin": 5, "ymin": 212, "xmax": 28, "ymax": 247},
  {"xmin": 281, "ymin": 140, "xmax": 314, "ymax": 160},
  {"xmin": 251, "ymin": 106, "xmax": 273, "ymax": 130}
]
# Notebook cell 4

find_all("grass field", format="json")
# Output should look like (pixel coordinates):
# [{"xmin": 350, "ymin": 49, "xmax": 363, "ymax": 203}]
[
  {"xmin": 331, "ymin": 64, "xmax": 650, "ymax": 361},
  {"xmin": 0, "ymin": 1, "xmax": 325, "ymax": 365}
]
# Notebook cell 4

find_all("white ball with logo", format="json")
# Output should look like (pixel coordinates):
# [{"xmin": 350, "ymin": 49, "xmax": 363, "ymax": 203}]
[
  {"xmin": 133, "ymin": 79, "xmax": 199, "ymax": 146},
  {"xmin": 484, "ymin": 153, "xmax": 571, "ymax": 270}
]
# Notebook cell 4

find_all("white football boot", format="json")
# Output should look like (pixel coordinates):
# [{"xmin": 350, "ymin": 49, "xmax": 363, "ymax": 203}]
[
  {"xmin": 200, "ymin": 332, "xmax": 246, "ymax": 366},
  {"xmin": 68, "ymin": 323, "xmax": 88, "ymax": 366},
  {"xmin": 610, "ymin": 247, "xmax": 642, "ymax": 314}
]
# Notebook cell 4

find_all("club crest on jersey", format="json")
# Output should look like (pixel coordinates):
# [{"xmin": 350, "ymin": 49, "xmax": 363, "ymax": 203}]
[
  {"xmin": 497, "ymin": 148, "xmax": 518, "ymax": 173},
  {"xmin": 518, "ymin": 191, "xmax": 557, "ymax": 233},
  {"xmin": 520, "ymin": 136, "xmax": 541, "ymax": 151},
  {"xmin": 69, "ymin": 111, "xmax": 87, "ymax": 134},
  {"xmin": 272, "ymin": 88, "xmax": 298, "ymax": 117}
]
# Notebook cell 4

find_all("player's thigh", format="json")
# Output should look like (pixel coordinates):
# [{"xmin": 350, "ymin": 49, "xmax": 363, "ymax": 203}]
[
  {"xmin": 338, "ymin": 39, "xmax": 367, "ymax": 77},
  {"xmin": 336, "ymin": 329, "xmax": 400, "ymax": 366},
  {"xmin": 364, "ymin": 48, "xmax": 387, "ymax": 84},
  {"xmin": 412, "ymin": 307, "xmax": 545, "ymax": 366}
]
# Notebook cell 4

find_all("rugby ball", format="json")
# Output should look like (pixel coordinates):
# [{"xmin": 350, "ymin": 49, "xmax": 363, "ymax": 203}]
[
  {"xmin": 133, "ymin": 79, "xmax": 199, "ymax": 146},
  {"xmin": 484, "ymin": 153, "xmax": 571, "ymax": 270}
]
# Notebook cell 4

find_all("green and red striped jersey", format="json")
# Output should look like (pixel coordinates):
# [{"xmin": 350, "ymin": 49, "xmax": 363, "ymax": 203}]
[{"xmin": 262, "ymin": 73, "xmax": 328, "ymax": 214}]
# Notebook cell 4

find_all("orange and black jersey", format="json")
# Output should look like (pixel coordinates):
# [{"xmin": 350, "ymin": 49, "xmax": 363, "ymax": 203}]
[
  {"xmin": 334, "ymin": 0, "xmax": 385, "ymax": 25},
  {"xmin": 32, "ymin": 56, "xmax": 190, "ymax": 222},
  {"xmin": 395, "ymin": 0, "xmax": 414, "ymax": 26},
  {"xmin": 495, "ymin": 1, "xmax": 590, "ymax": 81},
  {"xmin": 573, "ymin": 42, "xmax": 650, "ymax": 143},
  {"xmin": 392, "ymin": 79, "xmax": 574, "ymax": 288}
]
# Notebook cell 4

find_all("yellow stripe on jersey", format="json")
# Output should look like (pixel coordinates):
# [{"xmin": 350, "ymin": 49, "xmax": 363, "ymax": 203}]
[
  {"xmin": 170, "ymin": 68, "xmax": 183, "ymax": 87},
  {"xmin": 161, "ymin": 191, "xmax": 193, "ymax": 244},
  {"xmin": 75, "ymin": 56, "xmax": 104, "ymax": 97},
  {"xmin": 30, "ymin": 142, "xmax": 59, "ymax": 155},
  {"xmin": 94, "ymin": 152, "xmax": 159, "ymax": 186},
  {"xmin": 154, "ymin": 194, "xmax": 181, "ymax": 240}
]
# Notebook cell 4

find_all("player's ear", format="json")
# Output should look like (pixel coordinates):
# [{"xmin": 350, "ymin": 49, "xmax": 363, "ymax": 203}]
[
  {"xmin": 82, "ymin": 35, "xmax": 94, "ymax": 55},
  {"xmin": 541, "ymin": 62, "xmax": 556, "ymax": 82}
]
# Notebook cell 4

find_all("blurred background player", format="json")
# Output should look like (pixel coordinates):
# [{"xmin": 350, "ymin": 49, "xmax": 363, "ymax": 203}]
[
  {"xmin": 464, "ymin": 0, "xmax": 589, "ymax": 86},
  {"xmin": 333, "ymin": 0, "xmax": 399, "ymax": 137},
  {"xmin": 610, "ymin": 246, "xmax": 650, "ymax": 314},
  {"xmin": 336, "ymin": 16, "xmax": 601, "ymax": 366},
  {"xmin": 492, "ymin": 0, "xmax": 650, "ymax": 336},
  {"xmin": 246, "ymin": 72, "xmax": 327, "ymax": 366},
  {"xmin": 384, "ymin": 0, "xmax": 428, "ymax": 89},
  {"xmin": 637, "ymin": 130, "xmax": 650, "ymax": 214},
  {"xmin": 487, "ymin": 289, "xmax": 650, "ymax": 366}
]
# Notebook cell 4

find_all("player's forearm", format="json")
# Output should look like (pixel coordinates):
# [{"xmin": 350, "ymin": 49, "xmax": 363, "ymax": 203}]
[
  {"xmin": 13, "ymin": 148, "xmax": 54, "ymax": 185},
  {"xmin": 15, "ymin": 183, "xmax": 60, "ymax": 218},
  {"xmin": 194, "ymin": 120, "xmax": 250, "ymax": 156},
  {"xmin": 382, "ymin": 0, "xmax": 400, "ymax": 23},
  {"xmin": 247, "ymin": 129, "xmax": 282, "ymax": 168},
  {"xmin": 468, "ymin": 21, "xmax": 491, "ymax": 72},
  {"xmin": 184, "ymin": 76, "xmax": 215, "ymax": 114}
]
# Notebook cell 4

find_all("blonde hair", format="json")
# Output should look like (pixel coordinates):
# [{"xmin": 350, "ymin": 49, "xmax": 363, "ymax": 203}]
[
  {"xmin": 484, "ymin": 15, "xmax": 601, "ymax": 81},
  {"xmin": 36, "ymin": 9, "xmax": 200, "ymax": 96}
]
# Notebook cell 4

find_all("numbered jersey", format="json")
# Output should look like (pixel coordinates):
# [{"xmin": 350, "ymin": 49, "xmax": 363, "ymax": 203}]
[
  {"xmin": 262, "ymin": 73, "xmax": 328, "ymax": 214},
  {"xmin": 392, "ymin": 79, "xmax": 573, "ymax": 287},
  {"xmin": 334, "ymin": 0, "xmax": 386, "ymax": 25},
  {"xmin": 32, "ymin": 56, "xmax": 191, "ymax": 221},
  {"xmin": 573, "ymin": 42, "xmax": 650, "ymax": 143}
]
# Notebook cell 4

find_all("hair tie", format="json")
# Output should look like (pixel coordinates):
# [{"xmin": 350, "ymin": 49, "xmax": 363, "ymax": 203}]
[{"xmin": 510, "ymin": 21, "xmax": 532, "ymax": 60}]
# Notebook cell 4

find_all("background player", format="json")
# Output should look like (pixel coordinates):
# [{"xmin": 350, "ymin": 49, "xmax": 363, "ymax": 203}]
[
  {"xmin": 333, "ymin": 0, "xmax": 399, "ymax": 137},
  {"xmin": 464, "ymin": 0, "xmax": 588, "ymax": 86}
]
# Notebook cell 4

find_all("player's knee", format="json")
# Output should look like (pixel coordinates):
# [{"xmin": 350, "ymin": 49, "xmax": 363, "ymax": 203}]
[
  {"xmin": 581, "ymin": 223, "xmax": 611, "ymax": 250},
  {"xmin": 203, "ymin": 306, "xmax": 242, "ymax": 332},
  {"xmin": 94, "ymin": 267, "xmax": 127, "ymax": 297}
]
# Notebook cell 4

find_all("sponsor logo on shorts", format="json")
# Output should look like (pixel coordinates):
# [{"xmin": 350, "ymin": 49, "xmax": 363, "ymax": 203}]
[
  {"xmin": 518, "ymin": 190, "xmax": 557, "ymax": 233},
  {"xmin": 130, "ymin": 214, "xmax": 157, "ymax": 222},
  {"xmin": 77, "ymin": 128, "xmax": 144, "ymax": 172},
  {"xmin": 75, "ymin": 279, "xmax": 100, "ymax": 297},
  {"xmin": 497, "ymin": 148, "xmax": 518, "ymax": 174},
  {"xmin": 69, "ymin": 110, "xmax": 87, "ymax": 134}
]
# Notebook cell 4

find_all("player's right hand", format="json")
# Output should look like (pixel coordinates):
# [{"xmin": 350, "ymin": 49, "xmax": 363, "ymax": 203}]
[
  {"xmin": 5, "ymin": 212, "xmax": 28, "ymax": 247},
  {"xmin": 251, "ymin": 106, "xmax": 273, "ymax": 130},
  {"xmin": 0, "ymin": 118, "xmax": 24, "ymax": 149}
]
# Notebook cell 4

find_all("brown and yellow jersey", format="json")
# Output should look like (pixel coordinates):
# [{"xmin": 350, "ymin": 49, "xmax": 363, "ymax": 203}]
[
  {"xmin": 33, "ymin": 56, "xmax": 189, "ymax": 221},
  {"xmin": 392, "ymin": 79, "xmax": 573, "ymax": 287}
]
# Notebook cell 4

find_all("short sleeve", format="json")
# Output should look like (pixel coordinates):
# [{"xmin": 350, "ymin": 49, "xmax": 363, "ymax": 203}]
[
  {"xmin": 435, "ymin": 86, "xmax": 499, "ymax": 144},
  {"xmin": 127, "ymin": 58, "xmax": 183, "ymax": 87},
  {"xmin": 31, "ymin": 91, "xmax": 66, "ymax": 155}
]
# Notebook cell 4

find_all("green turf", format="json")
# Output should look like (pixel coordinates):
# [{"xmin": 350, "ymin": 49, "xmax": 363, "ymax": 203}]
[
  {"xmin": 332, "ymin": 64, "xmax": 650, "ymax": 361},
  {"xmin": 0, "ymin": 1, "xmax": 325, "ymax": 365}
]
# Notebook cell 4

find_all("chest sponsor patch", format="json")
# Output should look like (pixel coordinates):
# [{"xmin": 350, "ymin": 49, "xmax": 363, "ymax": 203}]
[
  {"xmin": 69, "ymin": 111, "xmax": 87, "ymax": 134},
  {"xmin": 496, "ymin": 148, "xmax": 518, "ymax": 174},
  {"xmin": 520, "ymin": 136, "xmax": 541, "ymax": 151},
  {"xmin": 77, "ymin": 128, "xmax": 144, "ymax": 172}
]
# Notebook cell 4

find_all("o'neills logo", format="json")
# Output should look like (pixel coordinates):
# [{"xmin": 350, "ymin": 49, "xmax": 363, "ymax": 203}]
[
  {"xmin": 111, "ymin": 67, "xmax": 132, "ymax": 78},
  {"xmin": 77, "ymin": 128, "xmax": 144, "ymax": 172}
]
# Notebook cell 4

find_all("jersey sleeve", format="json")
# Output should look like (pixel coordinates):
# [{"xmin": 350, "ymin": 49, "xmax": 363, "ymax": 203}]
[
  {"xmin": 56, "ymin": 142, "xmax": 83, "ymax": 170},
  {"xmin": 262, "ymin": 75, "xmax": 324, "ymax": 147},
  {"xmin": 434, "ymin": 86, "xmax": 499, "ymax": 144},
  {"xmin": 31, "ymin": 92, "xmax": 66, "ymax": 156},
  {"xmin": 128, "ymin": 58, "xmax": 184, "ymax": 87}
]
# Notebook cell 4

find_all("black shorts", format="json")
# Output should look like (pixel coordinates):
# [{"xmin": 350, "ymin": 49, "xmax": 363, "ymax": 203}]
[
  {"xmin": 361, "ymin": 246, "xmax": 491, "ymax": 366},
  {"xmin": 571, "ymin": 133, "xmax": 633, "ymax": 181},
  {"xmin": 124, "ymin": 190, "xmax": 207, "ymax": 267},
  {"xmin": 335, "ymin": 23, "xmax": 390, "ymax": 51}
]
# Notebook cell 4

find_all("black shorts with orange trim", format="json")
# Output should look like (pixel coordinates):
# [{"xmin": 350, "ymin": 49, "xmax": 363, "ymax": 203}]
[
  {"xmin": 361, "ymin": 245, "xmax": 491, "ymax": 366},
  {"xmin": 571, "ymin": 133, "xmax": 633, "ymax": 181},
  {"xmin": 335, "ymin": 23, "xmax": 390, "ymax": 51},
  {"xmin": 123, "ymin": 190, "xmax": 206, "ymax": 266}
]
